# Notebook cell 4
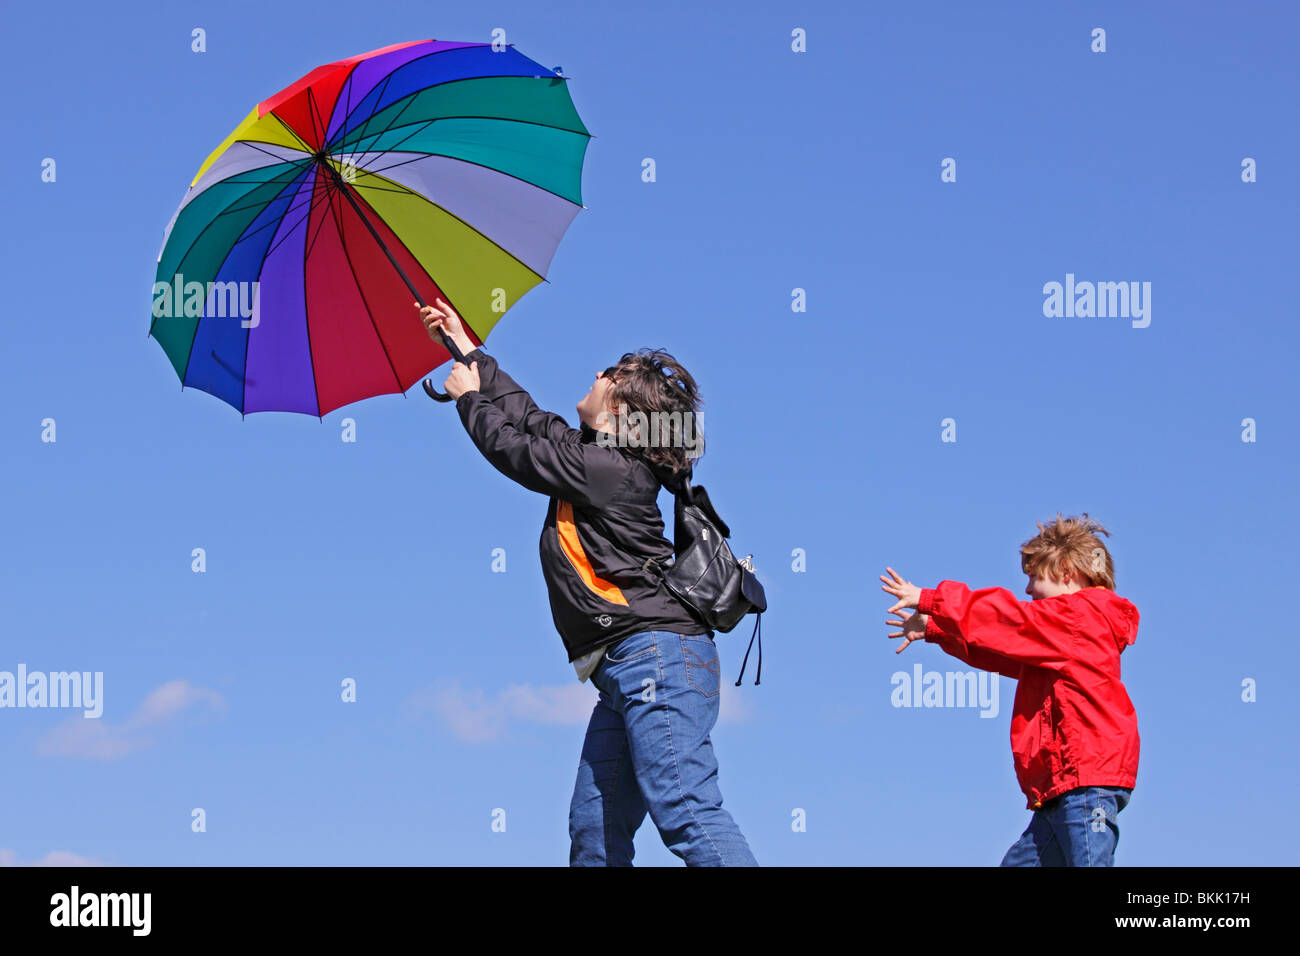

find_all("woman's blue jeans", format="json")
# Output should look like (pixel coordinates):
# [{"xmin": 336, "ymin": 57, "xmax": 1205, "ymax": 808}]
[
  {"xmin": 568, "ymin": 630, "xmax": 758, "ymax": 866},
  {"xmin": 1000, "ymin": 786, "xmax": 1132, "ymax": 866}
]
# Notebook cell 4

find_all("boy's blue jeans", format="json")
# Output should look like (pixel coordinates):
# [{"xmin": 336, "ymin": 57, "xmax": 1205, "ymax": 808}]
[
  {"xmin": 569, "ymin": 630, "xmax": 757, "ymax": 866},
  {"xmin": 1000, "ymin": 786, "xmax": 1132, "ymax": 866}
]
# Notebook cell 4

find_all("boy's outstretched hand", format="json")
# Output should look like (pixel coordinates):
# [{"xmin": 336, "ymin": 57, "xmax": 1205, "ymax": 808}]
[
  {"xmin": 880, "ymin": 567, "xmax": 922, "ymax": 612},
  {"xmin": 881, "ymin": 567, "xmax": 926, "ymax": 654},
  {"xmin": 886, "ymin": 608, "xmax": 929, "ymax": 654}
]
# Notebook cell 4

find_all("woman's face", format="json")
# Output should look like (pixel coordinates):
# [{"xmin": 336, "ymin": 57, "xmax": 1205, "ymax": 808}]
[{"xmin": 577, "ymin": 367, "xmax": 619, "ymax": 430}]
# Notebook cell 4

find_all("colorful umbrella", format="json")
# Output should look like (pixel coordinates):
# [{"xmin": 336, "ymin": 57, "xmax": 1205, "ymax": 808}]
[{"xmin": 150, "ymin": 39, "xmax": 590, "ymax": 416}]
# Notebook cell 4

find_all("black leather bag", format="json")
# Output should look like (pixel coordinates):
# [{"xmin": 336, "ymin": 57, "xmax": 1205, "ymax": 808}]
[{"xmin": 644, "ymin": 474, "xmax": 767, "ymax": 684}]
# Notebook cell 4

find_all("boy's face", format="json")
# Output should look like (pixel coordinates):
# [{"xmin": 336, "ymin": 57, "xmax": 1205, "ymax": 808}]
[
  {"xmin": 1025, "ymin": 568, "xmax": 1081, "ymax": 600},
  {"xmin": 577, "ymin": 367, "xmax": 619, "ymax": 432}
]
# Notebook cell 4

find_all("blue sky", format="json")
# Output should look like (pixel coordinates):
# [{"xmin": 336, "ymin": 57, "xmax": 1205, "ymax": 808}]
[{"xmin": 2, "ymin": 0, "xmax": 1297, "ymax": 866}]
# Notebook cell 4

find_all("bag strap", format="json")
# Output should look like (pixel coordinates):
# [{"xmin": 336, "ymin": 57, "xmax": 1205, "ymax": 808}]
[
  {"xmin": 662, "ymin": 467, "xmax": 694, "ymax": 504},
  {"xmin": 734, "ymin": 613, "xmax": 762, "ymax": 686}
]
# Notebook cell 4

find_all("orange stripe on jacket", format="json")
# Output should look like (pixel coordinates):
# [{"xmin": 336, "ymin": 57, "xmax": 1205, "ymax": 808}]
[{"xmin": 557, "ymin": 500, "xmax": 629, "ymax": 606}]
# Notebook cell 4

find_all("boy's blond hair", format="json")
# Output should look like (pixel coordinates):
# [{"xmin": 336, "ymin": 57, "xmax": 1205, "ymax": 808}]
[{"xmin": 1019, "ymin": 513, "xmax": 1115, "ymax": 590}]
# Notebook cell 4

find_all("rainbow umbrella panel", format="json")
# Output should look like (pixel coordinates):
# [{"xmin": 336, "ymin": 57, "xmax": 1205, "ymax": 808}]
[{"xmin": 151, "ymin": 39, "xmax": 590, "ymax": 416}]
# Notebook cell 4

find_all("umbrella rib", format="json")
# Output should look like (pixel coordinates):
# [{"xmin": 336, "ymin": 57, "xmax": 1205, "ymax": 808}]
[
  {"xmin": 337, "ymin": 163, "xmax": 548, "ymax": 285},
  {"xmin": 301, "ymin": 182, "xmax": 323, "ymax": 419},
  {"xmin": 344, "ymin": 86, "xmax": 421, "ymax": 176},
  {"xmin": 352, "ymin": 148, "xmax": 583, "ymax": 208},
  {"xmin": 302, "ymin": 171, "xmax": 342, "ymax": 265},
  {"xmin": 238, "ymin": 181, "xmax": 326, "ymax": 250},
  {"xmin": 267, "ymin": 109, "xmax": 316, "ymax": 155},
  {"xmin": 186, "ymin": 143, "xmax": 313, "ymax": 198},
  {"xmin": 355, "ymin": 109, "xmax": 590, "ymax": 154},
  {"xmin": 332, "ymin": 180, "xmax": 417, "ymax": 196},
  {"xmin": 202, "ymin": 162, "xmax": 318, "ymax": 221},
  {"xmin": 233, "ymin": 140, "xmax": 313, "ymax": 169},
  {"xmin": 328, "ymin": 64, "xmax": 360, "ymax": 150},
  {"xmin": 343, "ymin": 72, "xmax": 397, "ymax": 164},
  {"xmin": 256, "ymin": 171, "xmax": 340, "ymax": 264},
  {"xmin": 342, "ymin": 117, "xmax": 589, "ymax": 206},
  {"xmin": 333, "ymin": 186, "xmax": 406, "ymax": 395},
  {"xmin": 213, "ymin": 166, "xmax": 321, "ymax": 228},
  {"xmin": 240, "ymin": 139, "xmax": 312, "ymax": 160},
  {"xmin": 306, "ymin": 86, "xmax": 326, "ymax": 150}
]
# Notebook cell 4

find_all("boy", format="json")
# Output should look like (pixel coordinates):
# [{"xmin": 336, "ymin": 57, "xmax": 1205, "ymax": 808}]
[{"xmin": 880, "ymin": 514, "xmax": 1140, "ymax": 866}]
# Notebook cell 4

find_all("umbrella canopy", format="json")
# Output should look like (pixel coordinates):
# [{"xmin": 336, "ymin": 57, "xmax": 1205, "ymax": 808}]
[{"xmin": 150, "ymin": 39, "xmax": 590, "ymax": 416}]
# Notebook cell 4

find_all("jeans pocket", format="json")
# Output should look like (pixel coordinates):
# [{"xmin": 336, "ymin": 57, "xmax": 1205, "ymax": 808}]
[
  {"xmin": 604, "ymin": 631, "xmax": 657, "ymax": 664},
  {"xmin": 682, "ymin": 636, "xmax": 721, "ymax": 697},
  {"xmin": 1100, "ymin": 786, "xmax": 1132, "ymax": 815}
]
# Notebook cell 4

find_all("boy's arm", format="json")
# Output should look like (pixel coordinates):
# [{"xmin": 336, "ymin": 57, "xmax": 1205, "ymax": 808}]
[
  {"xmin": 463, "ymin": 347, "xmax": 580, "ymax": 444},
  {"xmin": 455, "ymin": 386, "xmax": 623, "ymax": 506},
  {"xmin": 918, "ymin": 580, "xmax": 1079, "ymax": 671},
  {"xmin": 919, "ymin": 613, "xmax": 1023, "ymax": 679}
]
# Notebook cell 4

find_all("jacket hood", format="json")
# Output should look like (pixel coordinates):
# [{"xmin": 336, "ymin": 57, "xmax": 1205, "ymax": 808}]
[{"xmin": 1076, "ymin": 587, "xmax": 1140, "ymax": 651}]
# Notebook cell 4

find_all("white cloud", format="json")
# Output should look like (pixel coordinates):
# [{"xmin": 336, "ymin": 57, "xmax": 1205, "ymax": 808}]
[
  {"xmin": 132, "ymin": 680, "xmax": 225, "ymax": 727},
  {"xmin": 35, "ymin": 679, "xmax": 225, "ymax": 761},
  {"xmin": 409, "ymin": 677, "xmax": 753, "ymax": 743},
  {"xmin": 719, "ymin": 687, "xmax": 755, "ymax": 724}
]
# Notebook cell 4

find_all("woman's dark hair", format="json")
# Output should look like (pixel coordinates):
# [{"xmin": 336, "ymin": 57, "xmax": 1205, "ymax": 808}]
[{"xmin": 604, "ymin": 348, "xmax": 704, "ymax": 481}]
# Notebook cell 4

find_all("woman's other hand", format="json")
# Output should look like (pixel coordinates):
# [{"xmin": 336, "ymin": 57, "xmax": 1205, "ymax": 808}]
[
  {"xmin": 444, "ymin": 360, "xmax": 480, "ymax": 401},
  {"xmin": 419, "ymin": 298, "xmax": 475, "ymax": 354}
]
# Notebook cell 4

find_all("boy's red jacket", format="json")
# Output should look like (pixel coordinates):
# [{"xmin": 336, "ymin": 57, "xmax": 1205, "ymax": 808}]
[{"xmin": 917, "ymin": 582, "xmax": 1140, "ymax": 809}]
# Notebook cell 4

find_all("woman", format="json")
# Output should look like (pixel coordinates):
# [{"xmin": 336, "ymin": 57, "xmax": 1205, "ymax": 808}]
[{"xmin": 420, "ymin": 298, "xmax": 756, "ymax": 867}]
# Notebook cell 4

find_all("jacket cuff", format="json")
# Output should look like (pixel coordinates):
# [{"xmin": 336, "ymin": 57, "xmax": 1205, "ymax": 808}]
[
  {"xmin": 917, "ymin": 588, "xmax": 943, "ymax": 641},
  {"xmin": 923, "ymin": 613, "xmax": 946, "ymax": 640},
  {"xmin": 455, "ymin": 388, "xmax": 487, "ymax": 414}
]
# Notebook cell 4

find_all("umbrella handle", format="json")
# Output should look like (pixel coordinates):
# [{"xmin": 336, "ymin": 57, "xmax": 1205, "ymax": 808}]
[
  {"xmin": 422, "ymin": 379, "xmax": 453, "ymax": 402},
  {"xmin": 423, "ymin": 325, "xmax": 468, "ymax": 403}
]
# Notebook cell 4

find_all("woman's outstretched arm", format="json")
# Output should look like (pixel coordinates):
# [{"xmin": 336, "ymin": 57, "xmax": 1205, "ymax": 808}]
[{"xmin": 419, "ymin": 299, "xmax": 579, "ymax": 444}]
